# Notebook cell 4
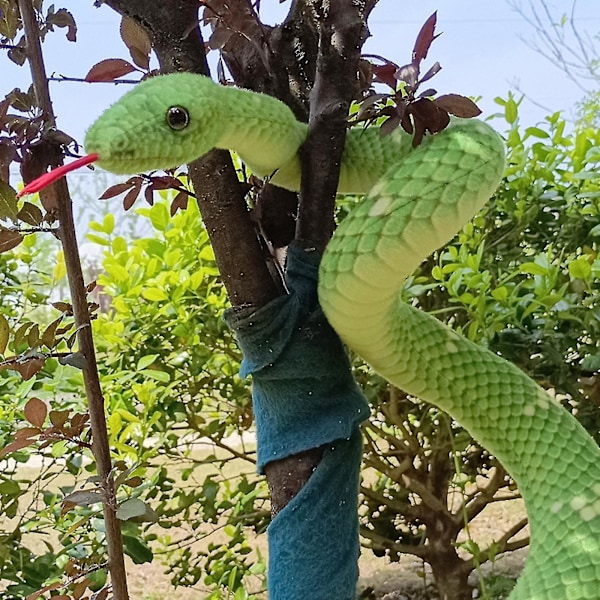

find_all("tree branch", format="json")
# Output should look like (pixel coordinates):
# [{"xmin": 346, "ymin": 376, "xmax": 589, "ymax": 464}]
[
  {"xmin": 16, "ymin": 1, "xmax": 129, "ymax": 597},
  {"xmin": 360, "ymin": 526, "xmax": 430, "ymax": 560},
  {"xmin": 296, "ymin": 0, "xmax": 375, "ymax": 247},
  {"xmin": 476, "ymin": 517, "xmax": 529, "ymax": 565}
]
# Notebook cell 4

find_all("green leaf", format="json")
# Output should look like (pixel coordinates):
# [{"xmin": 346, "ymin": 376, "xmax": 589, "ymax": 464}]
[
  {"xmin": 103, "ymin": 212, "xmax": 115, "ymax": 234},
  {"xmin": 199, "ymin": 244, "xmax": 215, "ymax": 262},
  {"xmin": 122, "ymin": 535, "xmax": 153, "ymax": 564},
  {"xmin": 568, "ymin": 257, "xmax": 591, "ymax": 280},
  {"xmin": 525, "ymin": 126, "xmax": 549, "ymax": 139},
  {"xmin": 519, "ymin": 262, "xmax": 548, "ymax": 276},
  {"xmin": 491, "ymin": 286, "xmax": 508, "ymax": 301},
  {"xmin": 581, "ymin": 355, "xmax": 600, "ymax": 373},
  {"xmin": 0, "ymin": 314, "xmax": 9, "ymax": 355},
  {"xmin": 17, "ymin": 201, "xmax": 43, "ymax": 226},
  {"xmin": 136, "ymin": 354, "xmax": 158, "ymax": 370},
  {"xmin": 505, "ymin": 98, "xmax": 518, "ymax": 124},
  {"xmin": 0, "ymin": 180, "xmax": 18, "ymax": 221},
  {"xmin": 142, "ymin": 369, "xmax": 170, "ymax": 383},
  {"xmin": 571, "ymin": 170, "xmax": 598, "ymax": 180},
  {"xmin": 142, "ymin": 287, "xmax": 168, "ymax": 301},
  {"xmin": 104, "ymin": 262, "xmax": 130, "ymax": 282},
  {"xmin": 116, "ymin": 498, "xmax": 146, "ymax": 520},
  {"xmin": 149, "ymin": 203, "xmax": 170, "ymax": 231},
  {"xmin": 86, "ymin": 233, "xmax": 110, "ymax": 246},
  {"xmin": 111, "ymin": 235, "xmax": 128, "ymax": 254},
  {"xmin": 234, "ymin": 588, "xmax": 248, "ymax": 600}
]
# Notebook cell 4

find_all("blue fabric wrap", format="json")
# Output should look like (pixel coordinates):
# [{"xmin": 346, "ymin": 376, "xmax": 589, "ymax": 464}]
[
  {"xmin": 267, "ymin": 428, "xmax": 364, "ymax": 600},
  {"xmin": 224, "ymin": 241, "xmax": 370, "ymax": 600},
  {"xmin": 224, "ymin": 241, "xmax": 369, "ymax": 472}
]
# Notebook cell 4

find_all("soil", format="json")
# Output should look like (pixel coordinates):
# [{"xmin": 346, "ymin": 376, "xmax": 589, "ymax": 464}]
[
  {"xmin": 123, "ymin": 497, "xmax": 527, "ymax": 599},
  {"xmin": 4, "ymin": 453, "xmax": 528, "ymax": 600}
]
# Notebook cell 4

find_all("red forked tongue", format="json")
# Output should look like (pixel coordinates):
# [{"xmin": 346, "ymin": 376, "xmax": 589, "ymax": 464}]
[{"xmin": 16, "ymin": 153, "xmax": 99, "ymax": 198}]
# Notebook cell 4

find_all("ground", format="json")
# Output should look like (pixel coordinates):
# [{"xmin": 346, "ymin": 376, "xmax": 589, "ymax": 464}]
[
  {"xmin": 124, "ymin": 496, "xmax": 527, "ymax": 599},
  {"xmin": 2, "ymin": 446, "xmax": 527, "ymax": 600}
]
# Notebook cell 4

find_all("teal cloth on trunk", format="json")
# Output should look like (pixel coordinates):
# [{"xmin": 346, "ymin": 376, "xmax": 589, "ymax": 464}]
[{"xmin": 225, "ymin": 240, "xmax": 369, "ymax": 600}]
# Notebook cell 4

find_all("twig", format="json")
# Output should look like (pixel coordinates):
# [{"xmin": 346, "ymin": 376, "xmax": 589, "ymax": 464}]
[
  {"xmin": 475, "ymin": 517, "xmax": 529, "ymax": 564},
  {"xmin": 48, "ymin": 75, "xmax": 140, "ymax": 84},
  {"xmin": 16, "ymin": 1, "xmax": 129, "ymax": 597},
  {"xmin": 360, "ymin": 526, "xmax": 429, "ymax": 559}
]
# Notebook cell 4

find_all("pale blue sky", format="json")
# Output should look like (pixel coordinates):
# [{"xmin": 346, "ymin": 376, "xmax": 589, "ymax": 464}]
[{"xmin": 3, "ymin": 1, "xmax": 599, "ymax": 146}]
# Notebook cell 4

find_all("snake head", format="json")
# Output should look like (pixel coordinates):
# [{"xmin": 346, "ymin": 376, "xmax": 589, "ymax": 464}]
[{"xmin": 85, "ymin": 73, "xmax": 223, "ymax": 175}]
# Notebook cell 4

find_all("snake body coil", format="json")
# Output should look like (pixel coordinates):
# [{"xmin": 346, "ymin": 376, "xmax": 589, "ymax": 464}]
[{"xmin": 86, "ymin": 73, "xmax": 600, "ymax": 599}]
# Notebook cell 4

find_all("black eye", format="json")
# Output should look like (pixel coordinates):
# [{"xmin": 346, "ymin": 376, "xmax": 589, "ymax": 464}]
[{"xmin": 166, "ymin": 106, "xmax": 189, "ymax": 130}]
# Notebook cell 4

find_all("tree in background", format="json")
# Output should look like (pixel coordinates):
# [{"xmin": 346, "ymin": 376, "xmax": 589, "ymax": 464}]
[{"xmin": 509, "ymin": 0, "xmax": 600, "ymax": 127}]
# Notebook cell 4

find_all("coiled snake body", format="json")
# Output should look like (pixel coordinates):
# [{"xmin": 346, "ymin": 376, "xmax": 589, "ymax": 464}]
[{"xmin": 85, "ymin": 73, "xmax": 600, "ymax": 599}]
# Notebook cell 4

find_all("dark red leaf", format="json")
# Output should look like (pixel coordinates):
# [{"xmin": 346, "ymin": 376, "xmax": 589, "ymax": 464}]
[
  {"xmin": 47, "ymin": 8, "xmax": 77, "ymax": 42},
  {"xmin": 14, "ymin": 427, "xmax": 41, "ymax": 440},
  {"xmin": 0, "ymin": 229, "xmax": 23, "ymax": 253},
  {"xmin": 0, "ymin": 356, "xmax": 46, "ymax": 380},
  {"xmin": 144, "ymin": 185, "xmax": 154, "ymax": 206},
  {"xmin": 435, "ymin": 94, "xmax": 482, "ymax": 118},
  {"xmin": 170, "ymin": 191, "xmax": 189, "ymax": 216},
  {"xmin": 380, "ymin": 114, "xmax": 402, "ymax": 137},
  {"xmin": 99, "ymin": 182, "xmax": 133, "ymax": 200},
  {"xmin": 411, "ymin": 116, "xmax": 426, "ymax": 148},
  {"xmin": 24, "ymin": 397, "xmax": 47, "ymax": 428},
  {"xmin": 71, "ymin": 413, "xmax": 90, "ymax": 434},
  {"xmin": 372, "ymin": 63, "xmax": 398, "ymax": 89},
  {"xmin": 0, "ymin": 99, "xmax": 10, "ymax": 120},
  {"xmin": 412, "ymin": 98, "xmax": 451, "ymax": 134},
  {"xmin": 85, "ymin": 59, "xmax": 137, "ymax": 83},
  {"xmin": 0, "ymin": 180, "xmax": 18, "ymax": 220},
  {"xmin": 419, "ymin": 61, "xmax": 442, "ymax": 84},
  {"xmin": 49, "ymin": 409, "xmax": 70, "ymax": 428},
  {"xmin": 0, "ymin": 437, "xmax": 37, "ymax": 458},
  {"xmin": 8, "ymin": 45, "xmax": 26, "ymax": 67},
  {"xmin": 120, "ymin": 16, "xmax": 151, "ymax": 70},
  {"xmin": 208, "ymin": 26, "xmax": 234, "ymax": 51},
  {"xmin": 148, "ymin": 175, "xmax": 181, "ymax": 190},
  {"xmin": 41, "ymin": 317, "xmax": 62, "ymax": 349},
  {"xmin": 17, "ymin": 202, "xmax": 43, "ymax": 226},
  {"xmin": 129, "ymin": 46, "xmax": 150, "ymax": 71},
  {"xmin": 217, "ymin": 57, "xmax": 226, "ymax": 85},
  {"xmin": 418, "ymin": 88, "xmax": 437, "ymax": 98},
  {"xmin": 123, "ymin": 181, "xmax": 142, "ymax": 210},
  {"xmin": 412, "ymin": 12, "xmax": 440, "ymax": 66},
  {"xmin": 401, "ymin": 112, "xmax": 414, "ymax": 135},
  {"xmin": 356, "ymin": 93, "xmax": 389, "ymax": 120},
  {"xmin": 52, "ymin": 301, "xmax": 73, "ymax": 314}
]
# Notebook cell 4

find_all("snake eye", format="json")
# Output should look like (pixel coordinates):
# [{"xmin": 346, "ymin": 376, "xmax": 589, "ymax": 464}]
[{"xmin": 166, "ymin": 106, "xmax": 190, "ymax": 130}]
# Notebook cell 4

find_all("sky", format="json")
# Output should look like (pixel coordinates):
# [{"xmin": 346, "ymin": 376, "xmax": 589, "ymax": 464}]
[{"xmin": 2, "ymin": 0, "xmax": 599, "ymax": 169}]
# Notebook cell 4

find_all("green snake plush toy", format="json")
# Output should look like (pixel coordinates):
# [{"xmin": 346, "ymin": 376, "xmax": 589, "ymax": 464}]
[{"xmin": 24, "ymin": 73, "xmax": 600, "ymax": 598}]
